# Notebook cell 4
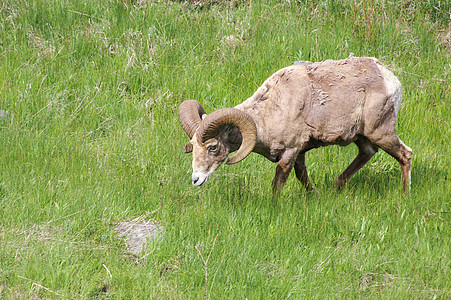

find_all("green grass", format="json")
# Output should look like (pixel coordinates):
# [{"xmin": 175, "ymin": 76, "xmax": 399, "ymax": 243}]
[{"xmin": 0, "ymin": 0, "xmax": 449, "ymax": 298}]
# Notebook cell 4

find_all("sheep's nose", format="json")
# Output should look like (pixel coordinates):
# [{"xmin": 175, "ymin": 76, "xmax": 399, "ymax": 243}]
[
  {"xmin": 192, "ymin": 175, "xmax": 200, "ymax": 185},
  {"xmin": 192, "ymin": 172, "xmax": 208, "ymax": 186}
]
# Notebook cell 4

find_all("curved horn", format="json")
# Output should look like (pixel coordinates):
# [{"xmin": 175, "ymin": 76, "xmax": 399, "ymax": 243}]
[
  {"xmin": 178, "ymin": 100, "xmax": 207, "ymax": 139},
  {"xmin": 198, "ymin": 108, "xmax": 257, "ymax": 165}
]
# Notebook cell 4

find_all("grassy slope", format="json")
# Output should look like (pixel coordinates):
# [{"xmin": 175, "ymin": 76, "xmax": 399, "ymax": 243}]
[{"xmin": 0, "ymin": 0, "xmax": 449, "ymax": 298}]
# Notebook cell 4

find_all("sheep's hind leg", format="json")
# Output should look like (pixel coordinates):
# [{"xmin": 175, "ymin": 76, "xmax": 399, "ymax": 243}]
[
  {"xmin": 272, "ymin": 149, "xmax": 298, "ymax": 195},
  {"xmin": 294, "ymin": 152, "xmax": 315, "ymax": 191},
  {"xmin": 371, "ymin": 135, "xmax": 412, "ymax": 193},
  {"xmin": 335, "ymin": 138, "xmax": 378, "ymax": 189}
]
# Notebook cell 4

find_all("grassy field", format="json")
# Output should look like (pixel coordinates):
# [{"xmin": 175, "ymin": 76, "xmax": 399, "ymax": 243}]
[{"xmin": 0, "ymin": 0, "xmax": 449, "ymax": 298}]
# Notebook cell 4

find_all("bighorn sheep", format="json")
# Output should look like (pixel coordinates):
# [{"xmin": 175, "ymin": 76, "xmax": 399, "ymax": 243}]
[{"xmin": 178, "ymin": 56, "xmax": 412, "ymax": 193}]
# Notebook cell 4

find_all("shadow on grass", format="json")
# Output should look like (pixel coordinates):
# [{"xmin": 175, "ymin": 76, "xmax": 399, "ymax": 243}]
[
  {"xmin": 197, "ymin": 158, "xmax": 442, "ymax": 209},
  {"xmin": 342, "ymin": 159, "xmax": 442, "ymax": 195}
]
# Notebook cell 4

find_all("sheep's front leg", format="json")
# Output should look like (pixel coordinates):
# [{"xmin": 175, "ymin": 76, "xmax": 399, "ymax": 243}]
[
  {"xmin": 294, "ymin": 152, "xmax": 315, "ymax": 191},
  {"xmin": 272, "ymin": 149, "xmax": 298, "ymax": 194}
]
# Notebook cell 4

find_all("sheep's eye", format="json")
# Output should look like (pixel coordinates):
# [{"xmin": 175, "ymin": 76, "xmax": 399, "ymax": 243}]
[{"xmin": 207, "ymin": 145, "xmax": 218, "ymax": 152}]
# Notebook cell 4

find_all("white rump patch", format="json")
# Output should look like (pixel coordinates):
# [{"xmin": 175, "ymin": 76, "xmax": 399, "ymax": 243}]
[{"xmin": 376, "ymin": 63, "xmax": 402, "ymax": 115}]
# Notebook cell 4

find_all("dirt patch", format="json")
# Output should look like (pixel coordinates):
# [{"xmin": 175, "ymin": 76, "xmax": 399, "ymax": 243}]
[{"xmin": 113, "ymin": 220, "xmax": 163, "ymax": 257}]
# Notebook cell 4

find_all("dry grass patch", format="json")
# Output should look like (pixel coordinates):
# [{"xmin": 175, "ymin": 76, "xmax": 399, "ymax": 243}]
[
  {"xmin": 438, "ymin": 28, "xmax": 451, "ymax": 53},
  {"xmin": 360, "ymin": 272, "xmax": 397, "ymax": 291},
  {"xmin": 26, "ymin": 30, "xmax": 55, "ymax": 58}
]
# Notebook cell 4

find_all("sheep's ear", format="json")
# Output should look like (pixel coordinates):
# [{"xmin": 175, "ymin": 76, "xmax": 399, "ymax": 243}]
[{"xmin": 184, "ymin": 142, "xmax": 193, "ymax": 153}]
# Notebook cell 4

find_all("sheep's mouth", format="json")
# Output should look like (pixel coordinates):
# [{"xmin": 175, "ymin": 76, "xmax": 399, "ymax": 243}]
[
  {"xmin": 198, "ymin": 178, "xmax": 208, "ymax": 186},
  {"xmin": 193, "ymin": 177, "xmax": 208, "ymax": 186}
]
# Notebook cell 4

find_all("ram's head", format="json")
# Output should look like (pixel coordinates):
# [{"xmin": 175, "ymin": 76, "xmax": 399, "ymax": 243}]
[{"xmin": 178, "ymin": 100, "xmax": 257, "ymax": 186}]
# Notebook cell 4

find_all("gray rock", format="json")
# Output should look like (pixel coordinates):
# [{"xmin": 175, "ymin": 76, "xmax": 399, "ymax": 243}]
[
  {"xmin": 113, "ymin": 221, "xmax": 162, "ymax": 257},
  {"xmin": 0, "ymin": 110, "xmax": 10, "ymax": 121}
]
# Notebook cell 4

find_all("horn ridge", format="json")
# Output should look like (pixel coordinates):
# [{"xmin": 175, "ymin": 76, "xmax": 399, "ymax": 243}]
[{"xmin": 178, "ymin": 100, "xmax": 207, "ymax": 139}]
